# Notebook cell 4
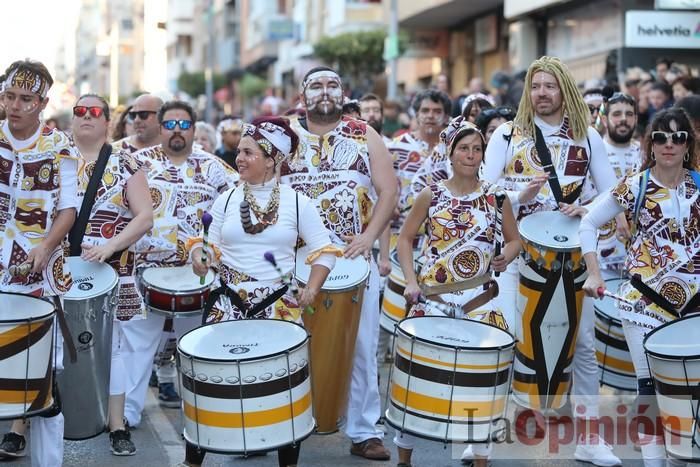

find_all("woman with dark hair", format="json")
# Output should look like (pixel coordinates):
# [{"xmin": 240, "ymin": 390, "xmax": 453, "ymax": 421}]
[
  {"xmin": 580, "ymin": 107, "xmax": 700, "ymax": 466},
  {"xmin": 461, "ymin": 95, "xmax": 493, "ymax": 123},
  {"xmin": 111, "ymin": 105, "xmax": 133, "ymax": 142},
  {"xmin": 395, "ymin": 119, "xmax": 520, "ymax": 467},
  {"xmin": 475, "ymin": 106, "xmax": 517, "ymax": 144}
]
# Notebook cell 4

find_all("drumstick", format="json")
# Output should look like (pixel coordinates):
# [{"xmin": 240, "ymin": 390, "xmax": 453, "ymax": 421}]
[
  {"xmin": 493, "ymin": 193, "xmax": 506, "ymax": 278},
  {"xmin": 263, "ymin": 251, "xmax": 315, "ymax": 314},
  {"xmin": 200, "ymin": 211, "xmax": 213, "ymax": 285},
  {"xmin": 596, "ymin": 287, "xmax": 637, "ymax": 307}
]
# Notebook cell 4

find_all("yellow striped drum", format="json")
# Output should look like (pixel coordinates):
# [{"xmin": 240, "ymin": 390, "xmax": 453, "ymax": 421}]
[
  {"xmin": 0, "ymin": 293, "xmax": 56, "ymax": 419},
  {"xmin": 177, "ymin": 319, "xmax": 314, "ymax": 453},
  {"xmin": 514, "ymin": 211, "xmax": 586, "ymax": 411},
  {"xmin": 644, "ymin": 314, "xmax": 700, "ymax": 462},
  {"xmin": 594, "ymin": 278, "xmax": 636, "ymax": 391},
  {"xmin": 385, "ymin": 316, "xmax": 514, "ymax": 442},
  {"xmin": 380, "ymin": 250, "xmax": 424, "ymax": 332}
]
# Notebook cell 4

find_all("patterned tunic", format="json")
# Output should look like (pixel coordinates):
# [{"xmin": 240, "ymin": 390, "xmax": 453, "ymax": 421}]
[
  {"xmin": 77, "ymin": 147, "xmax": 144, "ymax": 320},
  {"xmin": 581, "ymin": 140, "xmax": 642, "ymax": 271},
  {"xmin": 410, "ymin": 142, "xmax": 450, "ymax": 201},
  {"xmin": 280, "ymin": 116, "xmax": 373, "ymax": 243},
  {"xmin": 135, "ymin": 145, "xmax": 238, "ymax": 268},
  {"xmin": 0, "ymin": 123, "xmax": 78, "ymax": 296},
  {"xmin": 386, "ymin": 133, "xmax": 431, "ymax": 233},
  {"xmin": 612, "ymin": 169, "xmax": 700, "ymax": 328},
  {"xmin": 410, "ymin": 181, "xmax": 506, "ymax": 329}
]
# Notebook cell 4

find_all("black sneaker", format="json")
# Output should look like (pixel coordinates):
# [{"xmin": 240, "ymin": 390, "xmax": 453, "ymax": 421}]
[
  {"xmin": 148, "ymin": 370, "xmax": 158, "ymax": 388},
  {"xmin": 158, "ymin": 382, "xmax": 181, "ymax": 408},
  {"xmin": 109, "ymin": 429, "xmax": 136, "ymax": 456},
  {"xmin": 0, "ymin": 432, "xmax": 26, "ymax": 458}
]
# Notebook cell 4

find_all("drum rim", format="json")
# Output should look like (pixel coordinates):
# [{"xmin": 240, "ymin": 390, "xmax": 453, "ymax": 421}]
[
  {"xmin": 384, "ymin": 415, "xmax": 503, "ymax": 444},
  {"xmin": 177, "ymin": 319, "xmax": 310, "ymax": 363},
  {"xmin": 142, "ymin": 266, "xmax": 215, "ymax": 295},
  {"xmin": 0, "ymin": 292, "xmax": 55, "ymax": 323},
  {"xmin": 519, "ymin": 212, "xmax": 581, "ymax": 252},
  {"xmin": 644, "ymin": 313, "xmax": 700, "ymax": 360},
  {"xmin": 296, "ymin": 266, "xmax": 370, "ymax": 293},
  {"xmin": 64, "ymin": 256, "xmax": 119, "ymax": 300},
  {"xmin": 396, "ymin": 315, "xmax": 515, "ymax": 351},
  {"xmin": 182, "ymin": 422, "xmax": 314, "ymax": 455}
]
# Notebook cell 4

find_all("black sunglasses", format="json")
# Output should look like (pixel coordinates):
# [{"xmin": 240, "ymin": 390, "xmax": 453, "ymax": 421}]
[
  {"xmin": 481, "ymin": 107, "xmax": 516, "ymax": 120},
  {"xmin": 128, "ymin": 110, "xmax": 156, "ymax": 120},
  {"xmin": 651, "ymin": 131, "xmax": 689, "ymax": 145},
  {"xmin": 587, "ymin": 104, "xmax": 600, "ymax": 115},
  {"xmin": 608, "ymin": 92, "xmax": 636, "ymax": 106}
]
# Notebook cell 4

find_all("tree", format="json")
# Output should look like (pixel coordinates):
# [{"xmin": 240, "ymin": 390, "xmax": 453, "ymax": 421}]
[
  {"xmin": 313, "ymin": 29, "xmax": 388, "ymax": 93},
  {"xmin": 177, "ymin": 71, "xmax": 227, "ymax": 97}
]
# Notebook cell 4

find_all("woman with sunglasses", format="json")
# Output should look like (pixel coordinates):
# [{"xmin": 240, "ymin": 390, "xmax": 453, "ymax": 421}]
[
  {"xmin": 71, "ymin": 94, "xmax": 154, "ymax": 456},
  {"xmin": 395, "ymin": 120, "xmax": 520, "ymax": 467},
  {"xmin": 580, "ymin": 108, "xmax": 700, "ymax": 466},
  {"xmin": 183, "ymin": 118, "xmax": 338, "ymax": 467}
]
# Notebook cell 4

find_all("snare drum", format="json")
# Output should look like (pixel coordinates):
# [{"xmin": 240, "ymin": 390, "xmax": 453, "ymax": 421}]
[
  {"xmin": 178, "ymin": 319, "xmax": 313, "ymax": 453},
  {"xmin": 0, "ymin": 293, "xmax": 56, "ymax": 420},
  {"xmin": 385, "ymin": 316, "xmax": 514, "ymax": 442},
  {"xmin": 594, "ymin": 278, "xmax": 636, "ymax": 391},
  {"xmin": 59, "ymin": 257, "xmax": 118, "ymax": 440},
  {"xmin": 380, "ymin": 250, "xmax": 424, "ymax": 332},
  {"xmin": 141, "ymin": 266, "xmax": 215, "ymax": 317},
  {"xmin": 513, "ymin": 211, "xmax": 586, "ymax": 410},
  {"xmin": 296, "ymin": 253, "xmax": 369, "ymax": 433},
  {"xmin": 644, "ymin": 314, "xmax": 700, "ymax": 462}
]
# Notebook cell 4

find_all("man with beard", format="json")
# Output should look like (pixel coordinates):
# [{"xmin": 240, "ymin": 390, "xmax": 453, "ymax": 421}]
[
  {"xmin": 122, "ymin": 101, "xmax": 238, "ymax": 427},
  {"xmin": 113, "ymin": 94, "xmax": 163, "ymax": 153},
  {"xmin": 280, "ymin": 66, "xmax": 396, "ymax": 460},
  {"xmin": 581, "ymin": 93, "xmax": 640, "ymax": 277},
  {"xmin": 359, "ymin": 93, "xmax": 391, "ymax": 145},
  {"xmin": 386, "ymin": 89, "xmax": 450, "ymax": 248},
  {"xmin": 483, "ymin": 56, "xmax": 621, "ymax": 467}
]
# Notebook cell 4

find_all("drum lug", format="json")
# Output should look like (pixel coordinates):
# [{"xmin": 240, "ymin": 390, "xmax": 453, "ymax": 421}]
[
  {"xmin": 351, "ymin": 294, "xmax": 359, "ymax": 304},
  {"xmin": 171, "ymin": 296, "xmax": 176, "ymax": 311},
  {"xmin": 323, "ymin": 296, "xmax": 333, "ymax": 310},
  {"xmin": 551, "ymin": 260, "xmax": 561, "ymax": 272},
  {"xmin": 565, "ymin": 260, "xmax": 574, "ymax": 272},
  {"xmin": 536, "ymin": 257, "xmax": 545, "ymax": 268}
]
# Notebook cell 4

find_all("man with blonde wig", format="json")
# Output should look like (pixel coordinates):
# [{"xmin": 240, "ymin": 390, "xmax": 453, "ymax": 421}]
[{"xmin": 483, "ymin": 56, "xmax": 622, "ymax": 467}]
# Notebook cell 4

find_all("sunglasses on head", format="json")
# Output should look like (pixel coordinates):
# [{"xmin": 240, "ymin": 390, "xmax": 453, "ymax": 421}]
[
  {"xmin": 73, "ymin": 106, "xmax": 104, "ymax": 118},
  {"xmin": 651, "ymin": 130, "xmax": 689, "ymax": 145},
  {"xmin": 482, "ymin": 107, "xmax": 516, "ymax": 120},
  {"xmin": 161, "ymin": 119, "xmax": 193, "ymax": 131},
  {"xmin": 128, "ymin": 110, "xmax": 156, "ymax": 120},
  {"xmin": 608, "ymin": 92, "xmax": 636, "ymax": 107}
]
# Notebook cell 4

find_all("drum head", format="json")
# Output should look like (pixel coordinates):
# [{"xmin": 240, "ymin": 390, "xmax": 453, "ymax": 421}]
[
  {"xmin": 142, "ymin": 266, "xmax": 215, "ymax": 292},
  {"xmin": 644, "ymin": 314, "xmax": 700, "ymax": 359},
  {"xmin": 178, "ymin": 319, "xmax": 309, "ymax": 362},
  {"xmin": 296, "ymin": 251, "xmax": 369, "ymax": 292},
  {"xmin": 65, "ymin": 257, "xmax": 119, "ymax": 300},
  {"xmin": 519, "ymin": 211, "xmax": 581, "ymax": 251},
  {"xmin": 594, "ymin": 279, "xmax": 626, "ymax": 321},
  {"xmin": 398, "ymin": 315, "xmax": 514, "ymax": 350},
  {"xmin": 0, "ymin": 292, "xmax": 55, "ymax": 322}
]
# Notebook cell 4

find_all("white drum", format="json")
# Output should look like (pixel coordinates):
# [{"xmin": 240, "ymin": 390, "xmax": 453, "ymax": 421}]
[
  {"xmin": 385, "ymin": 316, "xmax": 515, "ymax": 443},
  {"xmin": 141, "ymin": 265, "xmax": 216, "ymax": 317},
  {"xmin": 60, "ymin": 257, "xmax": 118, "ymax": 440},
  {"xmin": 644, "ymin": 314, "xmax": 700, "ymax": 462},
  {"xmin": 380, "ymin": 250, "xmax": 424, "ymax": 332},
  {"xmin": 295, "ymin": 253, "xmax": 369, "ymax": 293},
  {"xmin": 178, "ymin": 319, "xmax": 314, "ymax": 453},
  {"xmin": 594, "ymin": 278, "xmax": 636, "ymax": 391},
  {"xmin": 0, "ymin": 293, "xmax": 56, "ymax": 419},
  {"xmin": 514, "ymin": 211, "xmax": 586, "ymax": 410}
]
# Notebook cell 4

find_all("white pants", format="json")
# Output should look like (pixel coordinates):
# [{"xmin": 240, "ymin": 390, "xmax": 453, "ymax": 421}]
[
  {"xmin": 496, "ymin": 259, "xmax": 600, "ymax": 418},
  {"xmin": 109, "ymin": 321, "xmax": 125, "ymax": 396},
  {"xmin": 344, "ymin": 259, "xmax": 384, "ymax": 443},
  {"xmin": 156, "ymin": 316, "xmax": 200, "ymax": 385},
  {"xmin": 31, "ymin": 315, "xmax": 64, "ymax": 467}
]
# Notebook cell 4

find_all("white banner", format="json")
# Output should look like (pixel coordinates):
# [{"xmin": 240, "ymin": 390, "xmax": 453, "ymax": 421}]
[{"xmin": 625, "ymin": 10, "xmax": 700, "ymax": 48}]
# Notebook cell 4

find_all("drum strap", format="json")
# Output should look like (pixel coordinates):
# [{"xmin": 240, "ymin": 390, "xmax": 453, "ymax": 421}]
[
  {"xmin": 426, "ymin": 280, "xmax": 499, "ymax": 315},
  {"xmin": 68, "ymin": 143, "xmax": 113, "ymax": 257},
  {"xmin": 534, "ymin": 125, "xmax": 582, "ymax": 205},
  {"xmin": 52, "ymin": 296, "xmax": 78, "ymax": 363},
  {"xmin": 629, "ymin": 274, "xmax": 700, "ymax": 318},
  {"xmin": 203, "ymin": 281, "xmax": 289, "ymax": 322}
]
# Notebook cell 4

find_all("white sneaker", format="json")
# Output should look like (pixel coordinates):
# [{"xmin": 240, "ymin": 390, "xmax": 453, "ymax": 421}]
[
  {"xmin": 574, "ymin": 434, "xmax": 621, "ymax": 467},
  {"xmin": 461, "ymin": 445, "xmax": 473, "ymax": 464}
]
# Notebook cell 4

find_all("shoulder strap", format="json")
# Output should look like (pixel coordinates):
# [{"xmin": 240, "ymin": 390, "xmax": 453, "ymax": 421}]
[
  {"xmin": 294, "ymin": 191, "xmax": 299, "ymax": 278},
  {"xmin": 633, "ymin": 169, "xmax": 651, "ymax": 229},
  {"xmin": 690, "ymin": 170, "xmax": 700, "ymax": 190},
  {"xmin": 68, "ymin": 143, "xmax": 113, "ymax": 256},
  {"xmin": 534, "ymin": 125, "xmax": 565, "ymax": 204}
]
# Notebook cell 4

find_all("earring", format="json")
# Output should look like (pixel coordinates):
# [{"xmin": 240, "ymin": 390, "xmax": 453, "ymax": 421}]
[
  {"xmin": 651, "ymin": 151, "xmax": 655, "ymax": 161},
  {"xmin": 684, "ymin": 151, "xmax": 690, "ymax": 162}
]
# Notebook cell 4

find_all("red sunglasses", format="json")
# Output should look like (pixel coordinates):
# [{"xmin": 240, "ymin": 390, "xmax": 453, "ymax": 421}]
[{"xmin": 73, "ymin": 106, "xmax": 105, "ymax": 118}]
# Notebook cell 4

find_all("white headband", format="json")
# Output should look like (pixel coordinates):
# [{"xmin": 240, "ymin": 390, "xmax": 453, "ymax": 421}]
[
  {"xmin": 583, "ymin": 93, "xmax": 604, "ymax": 104},
  {"xmin": 300, "ymin": 70, "xmax": 341, "ymax": 92}
]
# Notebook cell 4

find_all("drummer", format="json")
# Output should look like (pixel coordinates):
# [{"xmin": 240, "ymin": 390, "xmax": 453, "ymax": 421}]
[
  {"xmin": 580, "ymin": 108, "xmax": 700, "ymax": 466},
  {"xmin": 0, "ymin": 60, "xmax": 78, "ymax": 466},
  {"xmin": 481, "ymin": 56, "xmax": 621, "ymax": 466},
  {"xmin": 184, "ymin": 117, "xmax": 339, "ymax": 466},
  {"xmin": 123, "ymin": 100, "xmax": 238, "ymax": 428},
  {"xmin": 394, "ymin": 119, "xmax": 520, "ymax": 467},
  {"xmin": 68, "ymin": 93, "xmax": 154, "ymax": 456}
]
